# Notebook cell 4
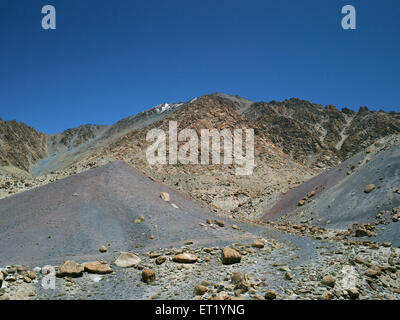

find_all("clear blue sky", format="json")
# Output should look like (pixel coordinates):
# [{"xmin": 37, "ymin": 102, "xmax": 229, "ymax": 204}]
[{"xmin": 0, "ymin": 0, "xmax": 399, "ymax": 134}]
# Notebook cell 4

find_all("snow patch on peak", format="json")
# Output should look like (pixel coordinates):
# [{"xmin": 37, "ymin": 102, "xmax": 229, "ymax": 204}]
[{"xmin": 154, "ymin": 103, "xmax": 183, "ymax": 114}]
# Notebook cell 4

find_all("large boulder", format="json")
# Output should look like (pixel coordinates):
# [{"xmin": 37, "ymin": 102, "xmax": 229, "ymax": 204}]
[
  {"xmin": 57, "ymin": 260, "xmax": 84, "ymax": 277},
  {"xmin": 172, "ymin": 253, "xmax": 198, "ymax": 263},
  {"xmin": 221, "ymin": 248, "xmax": 242, "ymax": 265},
  {"xmin": 83, "ymin": 261, "xmax": 113, "ymax": 274},
  {"xmin": 114, "ymin": 252, "xmax": 141, "ymax": 268}
]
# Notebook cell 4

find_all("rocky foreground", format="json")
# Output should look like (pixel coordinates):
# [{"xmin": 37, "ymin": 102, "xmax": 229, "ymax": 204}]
[{"xmin": 1, "ymin": 219, "xmax": 400, "ymax": 300}]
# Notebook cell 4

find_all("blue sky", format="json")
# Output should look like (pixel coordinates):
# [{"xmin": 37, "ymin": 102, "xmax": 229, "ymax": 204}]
[{"xmin": 0, "ymin": 0, "xmax": 399, "ymax": 134}]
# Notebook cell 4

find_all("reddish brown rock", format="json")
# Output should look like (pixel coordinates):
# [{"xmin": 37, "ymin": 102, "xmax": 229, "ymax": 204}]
[
  {"xmin": 221, "ymin": 248, "xmax": 242, "ymax": 265},
  {"xmin": 57, "ymin": 260, "xmax": 84, "ymax": 277},
  {"xmin": 172, "ymin": 253, "xmax": 198, "ymax": 263},
  {"xmin": 142, "ymin": 269, "xmax": 156, "ymax": 283},
  {"xmin": 83, "ymin": 261, "xmax": 113, "ymax": 274}
]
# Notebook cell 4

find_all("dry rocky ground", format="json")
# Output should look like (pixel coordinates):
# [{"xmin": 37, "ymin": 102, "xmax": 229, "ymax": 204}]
[{"xmin": 1, "ymin": 224, "xmax": 400, "ymax": 300}]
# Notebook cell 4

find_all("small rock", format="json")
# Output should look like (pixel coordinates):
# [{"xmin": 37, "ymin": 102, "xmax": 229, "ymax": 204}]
[
  {"xmin": 252, "ymin": 239, "xmax": 264, "ymax": 248},
  {"xmin": 321, "ymin": 275, "xmax": 336, "ymax": 287},
  {"xmin": 221, "ymin": 248, "xmax": 242, "ymax": 265},
  {"xmin": 194, "ymin": 285, "xmax": 208, "ymax": 296},
  {"xmin": 284, "ymin": 272, "xmax": 294, "ymax": 280},
  {"xmin": 364, "ymin": 184, "xmax": 376, "ymax": 193},
  {"xmin": 298, "ymin": 200, "xmax": 306, "ymax": 206},
  {"xmin": 365, "ymin": 268, "xmax": 381, "ymax": 278},
  {"xmin": 355, "ymin": 227, "xmax": 370, "ymax": 237},
  {"xmin": 149, "ymin": 252, "xmax": 162, "ymax": 259},
  {"xmin": 156, "ymin": 256, "xmax": 167, "ymax": 265},
  {"xmin": 347, "ymin": 288, "xmax": 359, "ymax": 299},
  {"xmin": 160, "ymin": 192, "xmax": 170, "ymax": 202},
  {"xmin": 214, "ymin": 220, "xmax": 225, "ymax": 227},
  {"xmin": 232, "ymin": 225, "xmax": 239, "ymax": 230},
  {"xmin": 142, "ymin": 269, "xmax": 156, "ymax": 284},
  {"xmin": 99, "ymin": 245, "xmax": 108, "ymax": 253},
  {"xmin": 172, "ymin": 253, "xmax": 198, "ymax": 263},
  {"xmin": 322, "ymin": 290, "xmax": 334, "ymax": 300},
  {"xmin": 231, "ymin": 272, "xmax": 245, "ymax": 285},
  {"xmin": 264, "ymin": 290, "xmax": 277, "ymax": 300},
  {"xmin": 308, "ymin": 190, "xmax": 316, "ymax": 198}
]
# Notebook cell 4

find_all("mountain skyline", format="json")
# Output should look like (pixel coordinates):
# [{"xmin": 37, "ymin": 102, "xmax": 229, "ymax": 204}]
[
  {"xmin": 1, "ymin": 93, "xmax": 399, "ymax": 135},
  {"xmin": 1, "ymin": 0, "xmax": 399, "ymax": 133}
]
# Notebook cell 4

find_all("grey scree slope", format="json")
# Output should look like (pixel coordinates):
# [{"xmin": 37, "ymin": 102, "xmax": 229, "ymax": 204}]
[
  {"xmin": 264, "ymin": 144, "xmax": 400, "ymax": 246},
  {"xmin": 0, "ymin": 161, "xmax": 260, "ymax": 266}
]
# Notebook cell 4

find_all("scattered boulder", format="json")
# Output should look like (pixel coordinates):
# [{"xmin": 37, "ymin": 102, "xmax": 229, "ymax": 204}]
[
  {"xmin": 160, "ymin": 192, "xmax": 170, "ymax": 202},
  {"xmin": 284, "ymin": 272, "xmax": 294, "ymax": 280},
  {"xmin": 321, "ymin": 275, "xmax": 336, "ymax": 287},
  {"xmin": 365, "ymin": 268, "xmax": 381, "ymax": 278},
  {"xmin": 252, "ymin": 239, "xmax": 264, "ymax": 248},
  {"xmin": 194, "ymin": 285, "xmax": 208, "ymax": 296},
  {"xmin": 308, "ymin": 190, "xmax": 316, "ymax": 198},
  {"xmin": 298, "ymin": 200, "xmax": 306, "ymax": 207},
  {"xmin": 364, "ymin": 184, "xmax": 376, "ymax": 193},
  {"xmin": 355, "ymin": 227, "xmax": 371, "ymax": 237},
  {"xmin": 264, "ymin": 290, "xmax": 277, "ymax": 300},
  {"xmin": 172, "ymin": 253, "xmax": 198, "ymax": 263},
  {"xmin": 214, "ymin": 220, "xmax": 225, "ymax": 227},
  {"xmin": 221, "ymin": 248, "xmax": 242, "ymax": 265},
  {"xmin": 115, "ymin": 252, "xmax": 141, "ymax": 268},
  {"xmin": 155, "ymin": 256, "xmax": 167, "ymax": 265},
  {"xmin": 99, "ymin": 245, "xmax": 108, "ymax": 253},
  {"xmin": 83, "ymin": 261, "xmax": 113, "ymax": 274},
  {"xmin": 348, "ymin": 288, "xmax": 359, "ymax": 299},
  {"xmin": 231, "ymin": 272, "xmax": 245, "ymax": 285},
  {"xmin": 57, "ymin": 260, "xmax": 84, "ymax": 277},
  {"xmin": 149, "ymin": 252, "xmax": 162, "ymax": 259},
  {"xmin": 322, "ymin": 290, "xmax": 334, "ymax": 300},
  {"xmin": 142, "ymin": 269, "xmax": 156, "ymax": 284},
  {"xmin": 232, "ymin": 225, "xmax": 239, "ymax": 230}
]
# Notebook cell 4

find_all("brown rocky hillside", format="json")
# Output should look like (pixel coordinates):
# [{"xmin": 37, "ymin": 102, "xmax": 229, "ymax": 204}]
[
  {"xmin": 242, "ymin": 98, "xmax": 400, "ymax": 168},
  {"xmin": 0, "ymin": 94, "xmax": 399, "ymax": 220},
  {"xmin": 0, "ymin": 118, "xmax": 47, "ymax": 176}
]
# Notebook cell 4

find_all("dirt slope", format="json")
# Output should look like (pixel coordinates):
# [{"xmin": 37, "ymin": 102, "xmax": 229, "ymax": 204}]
[
  {"xmin": 263, "ymin": 135, "xmax": 400, "ymax": 246},
  {"xmin": 0, "ymin": 161, "xmax": 259, "ymax": 266}
]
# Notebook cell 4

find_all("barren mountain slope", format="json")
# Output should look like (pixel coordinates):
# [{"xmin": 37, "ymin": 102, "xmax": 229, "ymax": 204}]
[
  {"xmin": 51, "ymin": 95, "xmax": 317, "ymax": 220},
  {"xmin": 1, "ymin": 94, "xmax": 399, "ymax": 221},
  {"xmin": 0, "ymin": 118, "xmax": 47, "ymax": 176},
  {"xmin": 242, "ymin": 99, "xmax": 400, "ymax": 169},
  {"xmin": 0, "ymin": 160, "xmax": 262, "ymax": 266},
  {"xmin": 263, "ymin": 135, "xmax": 400, "ymax": 246}
]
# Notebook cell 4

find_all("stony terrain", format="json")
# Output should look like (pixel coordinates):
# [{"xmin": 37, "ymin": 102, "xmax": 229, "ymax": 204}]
[
  {"xmin": 264, "ymin": 135, "xmax": 400, "ymax": 246},
  {"xmin": 0, "ymin": 117, "xmax": 47, "ymax": 176},
  {"xmin": 1, "ymin": 217, "xmax": 400, "ymax": 300}
]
